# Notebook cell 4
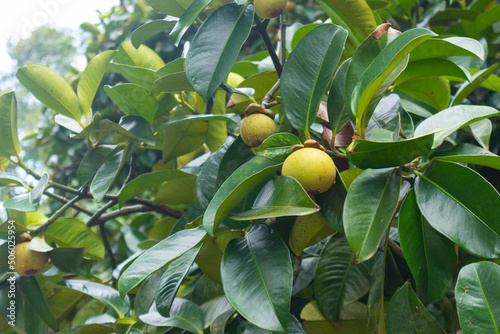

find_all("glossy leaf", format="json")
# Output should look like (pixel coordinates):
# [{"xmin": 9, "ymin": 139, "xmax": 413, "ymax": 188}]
[
  {"xmin": 288, "ymin": 212, "xmax": 334, "ymax": 256},
  {"xmin": 314, "ymin": 233, "xmax": 371, "ymax": 323},
  {"xmin": 395, "ymin": 58, "xmax": 471, "ymax": 85},
  {"xmin": 415, "ymin": 160, "xmax": 500, "ymax": 258},
  {"xmin": 352, "ymin": 28, "xmax": 436, "ymax": 133},
  {"xmin": 163, "ymin": 113, "xmax": 240, "ymax": 127},
  {"xmin": 281, "ymin": 24, "xmax": 348, "ymax": 135},
  {"xmin": 221, "ymin": 224, "xmax": 292, "ymax": 333},
  {"xmin": 16, "ymin": 63, "xmax": 82, "ymax": 120},
  {"xmin": 386, "ymin": 283, "xmax": 445, "ymax": 333},
  {"xmin": 327, "ymin": 59, "xmax": 352, "ymax": 139},
  {"xmin": 104, "ymin": 84, "xmax": 158, "ymax": 124},
  {"xmin": 432, "ymin": 143, "xmax": 500, "ymax": 170},
  {"xmin": 20, "ymin": 276, "xmax": 58, "ymax": 330},
  {"xmin": 114, "ymin": 41, "xmax": 165, "ymax": 70},
  {"xmin": 315, "ymin": 172, "xmax": 348, "ymax": 231},
  {"xmin": 203, "ymin": 156, "xmax": 281, "ymax": 236},
  {"xmin": 107, "ymin": 62, "xmax": 159, "ymax": 89},
  {"xmin": 118, "ymin": 116, "xmax": 155, "ymax": 145},
  {"xmin": 367, "ymin": 253, "xmax": 385, "ymax": 333},
  {"xmin": 0, "ymin": 172, "xmax": 26, "ymax": 187},
  {"xmin": 414, "ymin": 105, "xmax": 500, "ymax": 148},
  {"xmin": 395, "ymin": 76, "xmax": 450, "ymax": 111},
  {"xmin": 156, "ymin": 244, "xmax": 201, "ymax": 316},
  {"xmin": 162, "ymin": 118, "xmax": 207, "ymax": 162},
  {"xmin": 77, "ymin": 145, "xmax": 114, "ymax": 185},
  {"xmin": 78, "ymin": 50, "xmax": 115, "ymax": 118},
  {"xmin": 251, "ymin": 133, "xmax": 301, "ymax": 162},
  {"xmin": 4, "ymin": 173, "xmax": 49, "ymax": 212},
  {"xmin": 45, "ymin": 218, "xmax": 105, "ymax": 261},
  {"xmin": 118, "ymin": 226, "xmax": 206, "ymax": 296},
  {"xmin": 186, "ymin": 4, "xmax": 254, "ymax": 101},
  {"xmin": 346, "ymin": 131, "xmax": 437, "ymax": 169},
  {"xmin": 410, "ymin": 37, "xmax": 485, "ymax": 61},
  {"xmin": 344, "ymin": 167, "xmax": 402, "ymax": 262},
  {"xmin": 131, "ymin": 19, "xmax": 177, "ymax": 49},
  {"xmin": 455, "ymin": 261, "xmax": 500, "ymax": 334},
  {"xmin": 230, "ymin": 69, "xmax": 278, "ymax": 111},
  {"xmin": 59, "ymin": 280, "xmax": 130, "ymax": 318},
  {"xmin": 151, "ymin": 71, "xmax": 194, "ymax": 93},
  {"xmin": 119, "ymin": 169, "xmax": 192, "ymax": 206},
  {"xmin": 90, "ymin": 147, "xmax": 125, "ymax": 202},
  {"xmin": 140, "ymin": 298, "xmax": 204, "ymax": 333},
  {"xmin": 451, "ymin": 63, "xmax": 500, "ymax": 106},
  {"xmin": 170, "ymin": 0, "xmax": 212, "ymax": 45},
  {"xmin": 469, "ymin": 119, "xmax": 492, "ymax": 150},
  {"xmin": 49, "ymin": 247, "xmax": 85, "ymax": 273},
  {"xmin": 230, "ymin": 176, "xmax": 319, "ymax": 220},
  {"xmin": 145, "ymin": 0, "xmax": 194, "ymax": 17},
  {"xmin": 399, "ymin": 189, "xmax": 456, "ymax": 303},
  {"xmin": 0, "ymin": 92, "xmax": 21, "ymax": 157}
]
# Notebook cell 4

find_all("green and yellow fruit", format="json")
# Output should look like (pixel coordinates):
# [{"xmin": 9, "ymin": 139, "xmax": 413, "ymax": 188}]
[
  {"xmin": 282, "ymin": 147, "xmax": 336, "ymax": 195},
  {"xmin": 240, "ymin": 113, "xmax": 278, "ymax": 147},
  {"xmin": 14, "ymin": 242, "xmax": 49, "ymax": 277},
  {"xmin": 254, "ymin": 0, "xmax": 287, "ymax": 19}
]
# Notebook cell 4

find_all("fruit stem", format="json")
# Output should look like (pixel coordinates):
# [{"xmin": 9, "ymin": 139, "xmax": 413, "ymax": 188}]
[
  {"xmin": 280, "ymin": 11, "xmax": 287, "ymax": 69},
  {"xmin": 261, "ymin": 79, "xmax": 280, "ymax": 108},
  {"xmin": 254, "ymin": 15, "xmax": 283, "ymax": 77}
]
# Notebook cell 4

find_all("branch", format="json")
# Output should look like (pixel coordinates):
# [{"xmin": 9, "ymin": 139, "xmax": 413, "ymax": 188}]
[
  {"xmin": 261, "ymin": 80, "xmax": 280, "ymax": 108},
  {"xmin": 100, "ymin": 223, "xmax": 117, "ymax": 270},
  {"xmin": 34, "ymin": 194, "xmax": 84, "ymax": 235},
  {"xmin": 254, "ymin": 15, "xmax": 282, "ymax": 77},
  {"xmin": 86, "ymin": 200, "xmax": 117, "ymax": 226},
  {"xmin": 280, "ymin": 11, "xmax": 287, "ymax": 69},
  {"xmin": 88, "ymin": 204, "xmax": 153, "ymax": 226},
  {"xmin": 44, "ymin": 191, "xmax": 93, "ymax": 216}
]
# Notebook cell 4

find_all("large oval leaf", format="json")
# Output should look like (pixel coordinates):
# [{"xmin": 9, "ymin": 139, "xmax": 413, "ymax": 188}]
[
  {"xmin": 431, "ymin": 143, "xmax": 500, "ymax": 170},
  {"xmin": 170, "ymin": 0, "xmax": 212, "ymax": 45},
  {"xmin": 186, "ymin": 3, "xmax": 254, "ymax": 101},
  {"xmin": 16, "ymin": 63, "xmax": 82, "ymax": 120},
  {"xmin": 399, "ymin": 189, "xmax": 456, "ymax": 303},
  {"xmin": 252, "ymin": 133, "xmax": 302, "ymax": 162},
  {"xmin": 203, "ymin": 156, "xmax": 281, "ymax": 236},
  {"xmin": 415, "ymin": 160, "xmax": 500, "ymax": 258},
  {"xmin": 410, "ymin": 37, "xmax": 485, "ymax": 61},
  {"xmin": 414, "ymin": 105, "xmax": 500, "ymax": 149},
  {"xmin": 386, "ymin": 283, "xmax": 445, "ymax": 334},
  {"xmin": 131, "ymin": 19, "xmax": 177, "ymax": 49},
  {"xmin": 455, "ymin": 261, "xmax": 500, "ymax": 334},
  {"xmin": 140, "ymin": 298, "xmax": 204, "ymax": 333},
  {"xmin": 281, "ymin": 24, "xmax": 348, "ymax": 135},
  {"xmin": 344, "ymin": 167, "xmax": 402, "ymax": 262},
  {"xmin": 104, "ymin": 84, "xmax": 158, "ymax": 125},
  {"xmin": 221, "ymin": 224, "xmax": 292, "ymax": 333},
  {"xmin": 346, "ymin": 131, "xmax": 437, "ymax": 169},
  {"xmin": 0, "ymin": 92, "xmax": 21, "ymax": 158},
  {"xmin": 327, "ymin": 59, "xmax": 352, "ymax": 139},
  {"xmin": 230, "ymin": 176, "xmax": 319, "ymax": 221},
  {"xmin": 118, "ymin": 226, "xmax": 206, "ymax": 297},
  {"xmin": 314, "ymin": 233, "xmax": 372, "ymax": 323},
  {"xmin": 146, "ymin": 0, "xmax": 194, "ymax": 17},
  {"xmin": 20, "ymin": 276, "xmax": 58, "ymax": 330}
]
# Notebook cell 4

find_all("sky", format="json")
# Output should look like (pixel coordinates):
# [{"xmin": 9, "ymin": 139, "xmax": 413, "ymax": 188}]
[{"xmin": 0, "ymin": 0, "xmax": 115, "ymax": 74}]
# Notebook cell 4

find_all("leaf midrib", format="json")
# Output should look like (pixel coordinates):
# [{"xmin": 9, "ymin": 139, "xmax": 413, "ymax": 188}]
[{"xmin": 474, "ymin": 267, "xmax": 499, "ymax": 333}]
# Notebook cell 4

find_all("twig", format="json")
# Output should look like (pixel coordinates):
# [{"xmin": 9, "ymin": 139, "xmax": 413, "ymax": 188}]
[
  {"xmin": 254, "ymin": 15, "xmax": 282, "ymax": 77},
  {"xmin": 86, "ymin": 200, "xmax": 117, "ymax": 226},
  {"xmin": 33, "ymin": 194, "xmax": 84, "ymax": 235},
  {"xmin": 280, "ymin": 11, "xmax": 287, "ymax": 69},
  {"xmin": 89, "ymin": 204, "xmax": 152, "ymax": 226},
  {"xmin": 261, "ymin": 80, "xmax": 280, "ymax": 108},
  {"xmin": 44, "ymin": 191, "xmax": 93, "ymax": 216},
  {"xmin": 100, "ymin": 223, "xmax": 117, "ymax": 270}
]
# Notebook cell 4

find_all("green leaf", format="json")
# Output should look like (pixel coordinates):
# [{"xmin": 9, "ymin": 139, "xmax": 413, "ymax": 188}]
[
  {"xmin": 78, "ymin": 50, "xmax": 115, "ymax": 118},
  {"xmin": 344, "ymin": 167, "xmax": 402, "ymax": 262},
  {"xmin": 399, "ymin": 189, "xmax": 456, "ymax": 303},
  {"xmin": 251, "ymin": 133, "xmax": 302, "ymax": 162},
  {"xmin": 107, "ymin": 63, "xmax": 159, "ymax": 89},
  {"xmin": 414, "ymin": 105, "xmax": 500, "ymax": 148},
  {"xmin": 162, "ymin": 119, "xmax": 207, "ymax": 162},
  {"xmin": 315, "ymin": 0, "xmax": 376, "ymax": 42},
  {"xmin": 45, "ymin": 218, "xmax": 105, "ymax": 260},
  {"xmin": 216, "ymin": 136, "xmax": 254, "ymax": 189},
  {"xmin": 395, "ymin": 58, "xmax": 472, "ymax": 85},
  {"xmin": 20, "ymin": 276, "xmax": 58, "ymax": 330},
  {"xmin": 470, "ymin": 5, "xmax": 500, "ymax": 38},
  {"xmin": 281, "ymin": 24, "xmax": 348, "ymax": 135},
  {"xmin": 203, "ymin": 157, "xmax": 281, "ymax": 236},
  {"xmin": 367, "ymin": 253, "xmax": 385, "ymax": 333},
  {"xmin": 346, "ymin": 131, "xmax": 437, "ymax": 169},
  {"xmin": 77, "ymin": 145, "xmax": 115, "ymax": 185},
  {"xmin": 49, "ymin": 247, "xmax": 85, "ymax": 273},
  {"xmin": 59, "ymin": 280, "xmax": 130, "ymax": 319},
  {"xmin": 0, "ymin": 92, "xmax": 21, "ymax": 157},
  {"xmin": 4, "ymin": 173, "xmax": 49, "ymax": 212},
  {"xmin": 90, "ymin": 147, "xmax": 125, "ymax": 202},
  {"xmin": 114, "ymin": 41, "xmax": 165, "ymax": 70},
  {"xmin": 186, "ymin": 3, "xmax": 254, "ymax": 101},
  {"xmin": 200, "ymin": 296, "xmax": 233, "ymax": 329},
  {"xmin": 170, "ymin": 0, "xmax": 212, "ymax": 45},
  {"xmin": 16, "ymin": 63, "xmax": 82, "ymax": 120},
  {"xmin": 0, "ymin": 172, "xmax": 26, "ymax": 187},
  {"xmin": 432, "ymin": 143, "xmax": 500, "ymax": 170},
  {"xmin": 118, "ymin": 116, "xmax": 155, "ymax": 145},
  {"xmin": 118, "ymin": 226, "xmax": 206, "ymax": 296},
  {"xmin": 468, "ymin": 119, "xmax": 492, "ymax": 150},
  {"xmin": 156, "ymin": 244, "xmax": 201, "ymax": 316},
  {"xmin": 314, "ymin": 233, "xmax": 372, "ymax": 323},
  {"xmin": 455, "ymin": 261, "xmax": 500, "ymax": 334},
  {"xmin": 206, "ymin": 91, "xmax": 228, "ymax": 152},
  {"xmin": 316, "ymin": 172, "xmax": 348, "ymax": 231},
  {"xmin": 104, "ymin": 84, "xmax": 158, "ymax": 124},
  {"xmin": 352, "ymin": 28, "xmax": 436, "ymax": 133},
  {"xmin": 327, "ymin": 59, "xmax": 352, "ymax": 138},
  {"xmin": 395, "ymin": 76, "xmax": 450, "ymax": 111},
  {"xmin": 386, "ymin": 283, "xmax": 445, "ymax": 334},
  {"xmin": 145, "ymin": 0, "xmax": 194, "ymax": 17},
  {"xmin": 119, "ymin": 169, "xmax": 192, "ymax": 207},
  {"xmin": 164, "ymin": 113, "xmax": 240, "ymax": 127},
  {"xmin": 139, "ymin": 298, "xmax": 204, "ymax": 333},
  {"xmin": 451, "ymin": 63, "xmax": 500, "ymax": 106},
  {"xmin": 230, "ymin": 176, "xmax": 319, "ymax": 220},
  {"xmin": 410, "ymin": 37, "xmax": 485, "ymax": 61},
  {"xmin": 221, "ymin": 224, "xmax": 292, "ymax": 333},
  {"xmin": 151, "ymin": 72, "xmax": 194, "ymax": 93},
  {"xmin": 230, "ymin": 69, "xmax": 278, "ymax": 111},
  {"xmin": 154, "ymin": 174, "xmax": 198, "ymax": 210},
  {"xmin": 131, "ymin": 19, "xmax": 177, "ymax": 49},
  {"xmin": 415, "ymin": 160, "xmax": 500, "ymax": 258}
]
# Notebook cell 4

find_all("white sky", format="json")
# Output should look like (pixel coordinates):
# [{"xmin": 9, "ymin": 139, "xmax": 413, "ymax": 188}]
[{"xmin": 0, "ymin": 0, "xmax": 115, "ymax": 73}]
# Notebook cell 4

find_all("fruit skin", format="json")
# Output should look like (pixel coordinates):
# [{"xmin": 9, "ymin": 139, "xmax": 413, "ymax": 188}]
[
  {"xmin": 14, "ymin": 242, "xmax": 49, "ymax": 276},
  {"xmin": 254, "ymin": 0, "xmax": 287, "ymax": 19},
  {"xmin": 282, "ymin": 148, "xmax": 336, "ymax": 194},
  {"xmin": 240, "ymin": 113, "xmax": 278, "ymax": 147}
]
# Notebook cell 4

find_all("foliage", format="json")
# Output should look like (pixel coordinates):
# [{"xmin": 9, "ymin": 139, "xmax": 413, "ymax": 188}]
[{"xmin": 1, "ymin": 0, "xmax": 500, "ymax": 333}]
